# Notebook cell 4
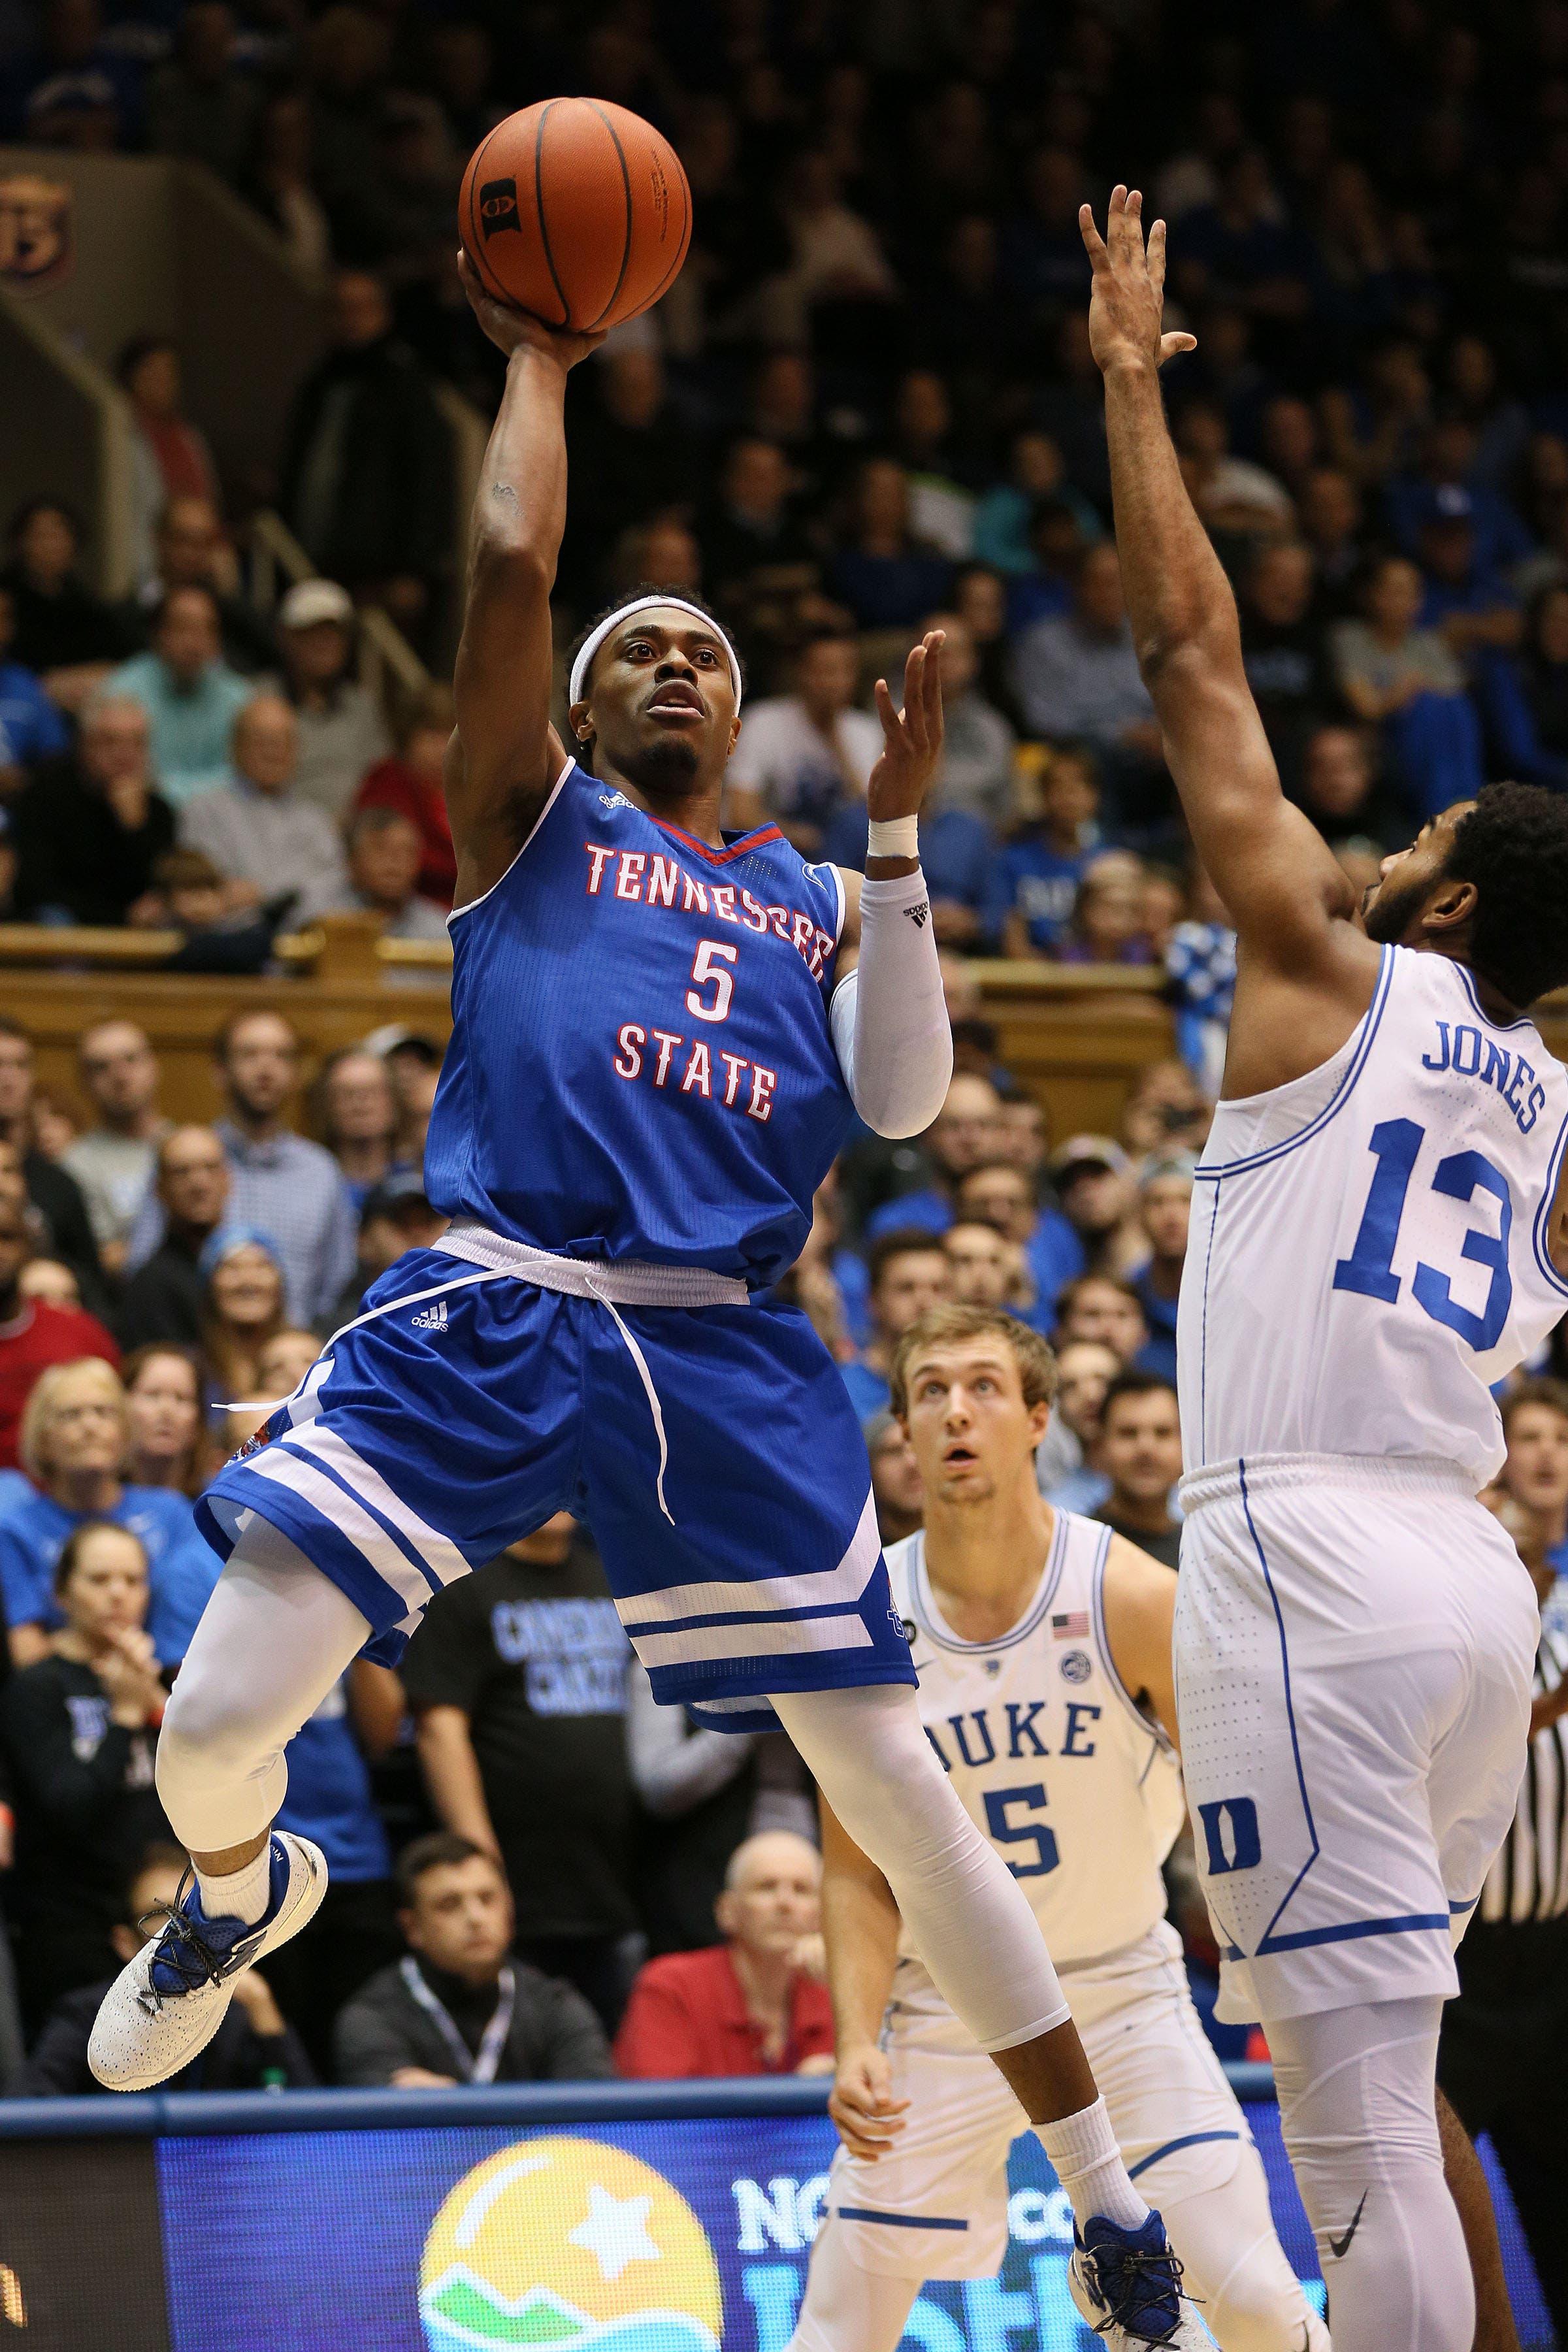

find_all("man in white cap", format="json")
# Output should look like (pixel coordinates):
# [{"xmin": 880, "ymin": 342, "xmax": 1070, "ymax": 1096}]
[{"xmin": 263, "ymin": 578, "xmax": 389, "ymax": 819}]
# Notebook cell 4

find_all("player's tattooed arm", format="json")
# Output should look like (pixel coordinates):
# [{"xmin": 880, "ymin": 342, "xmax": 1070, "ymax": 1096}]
[
  {"xmin": 1079, "ymin": 191, "xmax": 1365, "ymax": 974},
  {"xmin": 819, "ymin": 1799, "xmax": 911, "ymax": 2158},
  {"xmin": 446, "ymin": 251, "xmax": 605, "ymax": 902},
  {"xmin": 1100, "ymin": 1533, "xmax": 1180, "ymax": 1750}
]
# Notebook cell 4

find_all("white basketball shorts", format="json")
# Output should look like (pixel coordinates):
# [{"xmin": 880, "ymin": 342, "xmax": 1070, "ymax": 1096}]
[
  {"xmin": 822, "ymin": 1924, "xmax": 1248, "ymax": 2281},
  {"xmin": 1174, "ymin": 1453, "xmax": 1537, "ymax": 2026}
]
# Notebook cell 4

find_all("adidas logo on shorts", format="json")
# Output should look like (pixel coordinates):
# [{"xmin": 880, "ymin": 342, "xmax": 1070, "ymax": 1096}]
[{"xmin": 411, "ymin": 1300, "xmax": 449, "ymax": 1333}]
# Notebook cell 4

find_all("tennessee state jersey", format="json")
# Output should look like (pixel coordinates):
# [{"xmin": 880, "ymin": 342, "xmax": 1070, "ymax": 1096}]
[
  {"xmin": 1180, "ymin": 945, "xmax": 1568, "ymax": 1488},
  {"xmin": 886, "ymin": 1514, "xmax": 1183, "ymax": 2016},
  {"xmin": 425, "ymin": 759, "xmax": 856, "ymax": 1286}
]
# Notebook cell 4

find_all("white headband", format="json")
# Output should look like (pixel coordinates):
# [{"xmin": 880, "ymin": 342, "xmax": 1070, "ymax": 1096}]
[{"xmin": 568, "ymin": 595, "xmax": 743, "ymax": 715}]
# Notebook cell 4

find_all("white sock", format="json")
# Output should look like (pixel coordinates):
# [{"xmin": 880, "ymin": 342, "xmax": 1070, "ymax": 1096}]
[
  {"xmin": 1036, "ymin": 2097, "xmax": 1151, "ymax": 2231},
  {"xmin": 194, "ymin": 1843, "xmax": 273, "ymax": 1927}
]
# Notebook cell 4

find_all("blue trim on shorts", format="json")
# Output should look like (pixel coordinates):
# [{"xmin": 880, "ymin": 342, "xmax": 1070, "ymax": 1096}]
[
  {"xmin": 1193, "ymin": 946, "xmax": 1393, "ymax": 1179},
  {"xmin": 836, "ymin": 2206, "xmax": 969, "ymax": 2232},
  {"xmin": 1256, "ymin": 1912, "xmax": 1450, "ymax": 1953},
  {"xmin": 1449, "ymin": 1894, "xmax": 1479, "ymax": 1914},
  {"xmin": 1128, "ymin": 2130, "xmax": 1239, "ymax": 2182},
  {"xmin": 1237, "ymin": 1458, "xmax": 1325, "ymax": 1956}
]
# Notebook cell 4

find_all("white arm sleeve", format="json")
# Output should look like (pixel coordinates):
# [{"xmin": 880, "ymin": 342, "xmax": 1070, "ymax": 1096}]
[{"xmin": 830, "ymin": 866, "xmax": 953, "ymax": 1139}]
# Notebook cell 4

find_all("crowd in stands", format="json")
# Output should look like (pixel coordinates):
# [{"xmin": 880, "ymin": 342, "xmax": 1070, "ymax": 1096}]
[
  {"xmin": 0, "ymin": 990, "xmax": 1560, "ymax": 2097},
  {"xmin": 1, "ymin": 0, "xmax": 1567, "ymax": 2119}
]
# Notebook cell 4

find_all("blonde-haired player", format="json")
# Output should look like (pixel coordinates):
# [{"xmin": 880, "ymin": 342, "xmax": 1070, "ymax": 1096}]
[{"xmin": 789, "ymin": 1305, "xmax": 1326, "ymax": 2352}]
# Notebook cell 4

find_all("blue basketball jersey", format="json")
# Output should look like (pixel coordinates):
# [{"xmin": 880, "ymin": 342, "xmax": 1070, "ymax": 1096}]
[{"xmin": 424, "ymin": 760, "xmax": 856, "ymax": 1286}]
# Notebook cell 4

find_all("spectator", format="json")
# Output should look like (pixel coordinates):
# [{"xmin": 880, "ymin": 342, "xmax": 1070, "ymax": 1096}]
[
  {"xmin": 922, "ymin": 610, "xmax": 1017, "ymax": 826},
  {"xmin": 264, "ymin": 578, "xmax": 392, "ymax": 819},
  {"xmin": 1093, "ymin": 1371, "xmax": 1184, "ymax": 1571},
  {"xmin": 18, "ymin": 1259, "xmax": 79, "ymax": 1309},
  {"xmin": 615, "ymin": 1831, "xmax": 832, "ymax": 2078},
  {"xmin": 325, "ymin": 1172, "xmax": 446, "ymax": 1331},
  {"xmin": 59, "ymin": 1022, "xmax": 170, "ymax": 1276},
  {"xmin": 180, "ymin": 694, "xmax": 351, "ymax": 925},
  {"xmin": 1328, "ymin": 555, "xmax": 1484, "ymax": 818},
  {"xmin": 144, "ymin": 5, "xmax": 259, "ymax": 186},
  {"xmin": 114, "ymin": 1126, "xmax": 231, "ymax": 1352},
  {"xmin": 954, "ymin": 1158, "xmax": 1086, "ymax": 1321},
  {"xmin": 866, "ymin": 1408, "xmax": 923, "ymax": 1546},
  {"xmin": 405, "ymin": 1514, "xmax": 641, "ymax": 2031},
  {"xmin": 0, "ymin": 1089, "xmax": 102, "ymax": 1330},
  {"xmin": 199, "ymin": 1228, "xmax": 287, "ymax": 1408},
  {"xmin": 278, "ymin": 270, "xmax": 452, "ymax": 632},
  {"xmin": 1477, "ymin": 583, "xmax": 1568, "ymax": 791},
  {"xmin": 1130, "ymin": 1158, "xmax": 1194, "ymax": 1386},
  {"xmin": 105, "ymin": 586, "xmax": 253, "ymax": 806},
  {"xmin": 841, "ymin": 1230, "xmax": 953, "ymax": 1422},
  {"xmin": 1056, "ymin": 851, "xmax": 1158, "ymax": 967},
  {"xmin": 1176, "ymin": 400, "xmax": 1294, "ymax": 534},
  {"xmin": 726, "ymin": 628, "xmax": 881, "ymax": 855},
  {"xmin": 114, "ymin": 338, "xmax": 221, "ymax": 588},
  {"xmin": 0, "ymin": 499, "xmax": 126, "ymax": 713},
  {"xmin": 864, "ymin": 1071, "xmax": 1005, "ymax": 1240},
  {"xmin": 20, "ymin": 1841, "xmax": 315, "ymax": 2094},
  {"xmin": 561, "ymin": 349, "xmax": 700, "ymax": 608},
  {"xmin": 1050, "ymin": 1135, "xmax": 1147, "ymax": 1280},
  {"xmin": 1414, "ymin": 492, "xmax": 1522, "ymax": 666},
  {"xmin": 0, "ymin": 1194, "xmax": 116, "ymax": 1469},
  {"xmin": 1496, "ymin": 1379, "xmax": 1568, "ymax": 1592},
  {"xmin": 1010, "ymin": 545, "xmax": 1163, "ymax": 791},
  {"xmin": 1038, "ymin": 1336, "xmax": 1120, "ymax": 1516},
  {"xmin": 127, "ymin": 1014, "xmax": 356, "ymax": 1328},
  {"xmin": 258, "ymin": 1658, "xmax": 403, "ymax": 2075},
  {"xmin": 698, "ymin": 436, "xmax": 816, "ymax": 616},
  {"xmin": 355, "ymin": 684, "xmax": 457, "ymax": 906},
  {"xmin": 332, "ymin": 808, "xmax": 449, "ymax": 951},
  {"xmin": 0, "ymin": 1356, "xmax": 218, "ymax": 1665},
  {"xmin": 382, "ymin": 1032, "xmax": 442, "ymax": 1168},
  {"xmin": 1054, "ymin": 1272, "xmax": 1151, "ymax": 1365},
  {"xmin": 0, "ymin": 581, "xmax": 68, "ymax": 794},
  {"xmin": 953, "ymin": 562, "xmax": 1026, "ymax": 732},
  {"xmin": 144, "ymin": 845, "xmax": 282, "ymax": 976},
  {"xmin": 122, "ymin": 1345, "xmax": 212, "ymax": 1497},
  {"xmin": 11, "ymin": 694, "xmax": 178, "ymax": 927},
  {"xmin": 1297, "ymin": 466, "xmax": 1366, "ymax": 612},
  {"xmin": 942, "ymin": 1218, "xmax": 1020, "ymax": 1315},
  {"xmin": 118, "ymin": 497, "xmax": 274, "ymax": 674},
  {"xmin": 1119, "ymin": 1056, "xmax": 1214, "ymax": 1164},
  {"xmin": 334, "ymin": 1834, "xmax": 612, "ymax": 2087},
  {"xmin": 225, "ymin": 1328, "xmax": 323, "ymax": 1450},
  {"xmin": 1294, "ymin": 721, "xmax": 1407, "ymax": 851},
  {"xmin": 828, "ymin": 459, "xmax": 952, "ymax": 631},
  {"xmin": 972, "ymin": 429, "xmax": 1100, "ymax": 579},
  {"xmin": 314, "ymin": 1047, "xmax": 403, "ymax": 1211},
  {"xmin": 1239, "ymin": 541, "xmax": 1335, "ymax": 785},
  {"xmin": 0, "ymin": 1520, "xmax": 167, "ymax": 2027},
  {"xmin": 987, "ymin": 747, "xmax": 1099, "ymax": 956}
]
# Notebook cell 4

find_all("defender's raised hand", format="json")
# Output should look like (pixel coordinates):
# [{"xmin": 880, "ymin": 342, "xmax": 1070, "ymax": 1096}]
[
  {"xmin": 867, "ymin": 629, "xmax": 946, "ymax": 821},
  {"xmin": 1077, "ymin": 186, "xmax": 1196, "ymax": 380}
]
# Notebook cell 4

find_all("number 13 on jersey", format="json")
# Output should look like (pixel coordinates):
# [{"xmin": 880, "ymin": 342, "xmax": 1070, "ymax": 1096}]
[{"xmin": 1333, "ymin": 1117, "xmax": 1513, "ymax": 1350}]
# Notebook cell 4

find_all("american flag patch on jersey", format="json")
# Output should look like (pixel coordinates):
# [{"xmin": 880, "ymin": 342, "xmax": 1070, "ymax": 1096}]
[{"xmin": 1052, "ymin": 1611, "xmax": 1090, "ymax": 1639}]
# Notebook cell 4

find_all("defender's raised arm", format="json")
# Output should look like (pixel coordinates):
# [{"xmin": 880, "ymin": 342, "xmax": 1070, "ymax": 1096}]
[
  {"xmin": 1078, "ymin": 189, "xmax": 1360, "ymax": 979},
  {"xmin": 446, "ymin": 255, "xmax": 603, "ymax": 905}
]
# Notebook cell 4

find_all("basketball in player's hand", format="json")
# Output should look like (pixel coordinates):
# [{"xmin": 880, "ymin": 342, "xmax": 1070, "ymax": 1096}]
[{"xmin": 459, "ymin": 99, "xmax": 692, "ymax": 333}]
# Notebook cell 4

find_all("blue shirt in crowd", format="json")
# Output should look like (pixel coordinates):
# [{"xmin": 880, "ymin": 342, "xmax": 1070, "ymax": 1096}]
[
  {"xmin": 0, "ymin": 664, "xmax": 68, "ymax": 768},
  {"xmin": 1131, "ymin": 1267, "xmax": 1181, "ymax": 1386},
  {"xmin": 276, "ymin": 1678, "xmax": 393, "ymax": 1883},
  {"xmin": 0, "ymin": 1483, "xmax": 221, "ymax": 1661},
  {"xmin": 985, "ymin": 836, "xmax": 1090, "ymax": 951},
  {"xmin": 840, "ymin": 1360, "xmax": 892, "ymax": 1424}
]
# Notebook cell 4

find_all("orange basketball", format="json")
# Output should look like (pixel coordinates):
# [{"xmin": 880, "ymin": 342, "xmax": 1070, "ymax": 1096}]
[{"xmin": 459, "ymin": 97, "xmax": 692, "ymax": 335}]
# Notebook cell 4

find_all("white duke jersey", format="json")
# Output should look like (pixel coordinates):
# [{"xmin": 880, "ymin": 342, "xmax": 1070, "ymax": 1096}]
[
  {"xmin": 886, "ymin": 1513, "xmax": 1184, "ymax": 2014},
  {"xmin": 1180, "ymin": 944, "xmax": 1568, "ymax": 1490}
]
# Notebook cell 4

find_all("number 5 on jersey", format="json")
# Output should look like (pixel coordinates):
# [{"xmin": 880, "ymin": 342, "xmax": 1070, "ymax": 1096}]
[{"xmin": 686, "ymin": 938, "xmax": 737, "ymax": 1023}]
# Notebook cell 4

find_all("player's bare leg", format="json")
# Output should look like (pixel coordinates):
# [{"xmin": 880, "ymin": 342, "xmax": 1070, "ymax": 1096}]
[{"xmin": 1437, "ymin": 2092, "xmax": 1520, "ymax": 2352}]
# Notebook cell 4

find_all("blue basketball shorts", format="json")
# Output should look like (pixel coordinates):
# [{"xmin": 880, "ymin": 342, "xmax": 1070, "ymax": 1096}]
[{"xmin": 197, "ymin": 1243, "xmax": 915, "ymax": 1730}]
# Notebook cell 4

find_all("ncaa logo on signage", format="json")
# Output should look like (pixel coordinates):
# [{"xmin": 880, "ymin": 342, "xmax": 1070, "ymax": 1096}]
[{"xmin": 0, "ymin": 175, "xmax": 73, "ymax": 291}]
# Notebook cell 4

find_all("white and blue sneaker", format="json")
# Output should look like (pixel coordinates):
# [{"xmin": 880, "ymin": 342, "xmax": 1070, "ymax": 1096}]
[
  {"xmin": 1068, "ymin": 2211, "xmax": 1215, "ymax": 2347},
  {"xmin": 88, "ymin": 1833, "xmax": 326, "ymax": 2091}
]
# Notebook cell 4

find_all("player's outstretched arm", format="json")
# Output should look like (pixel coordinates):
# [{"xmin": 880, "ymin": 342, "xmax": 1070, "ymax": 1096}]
[
  {"xmin": 1100, "ymin": 1533, "xmax": 1179, "ymax": 1750},
  {"xmin": 446, "ymin": 254, "xmax": 604, "ymax": 905},
  {"xmin": 1079, "ymin": 190, "xmax": 1360, "ymax": 980},
  {"xmin": 819, "ymin": 1798, "xmax": 911, "ymax": 2160}
]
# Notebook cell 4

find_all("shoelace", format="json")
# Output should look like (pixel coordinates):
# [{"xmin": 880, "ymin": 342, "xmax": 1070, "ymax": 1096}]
[
  {"xmin": 135, "ymin": 1878, "xmax": 235, "ymax": 2012},
  {"xmin": 1085, "ymin": 2237, "xmax": 1188, "ymax": 2346}
]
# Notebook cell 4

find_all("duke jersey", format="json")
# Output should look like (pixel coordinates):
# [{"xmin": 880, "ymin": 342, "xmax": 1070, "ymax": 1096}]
[
  {"xmin": 425, "ymin": 759, "xmax": 855, "ymax": 1287},
  {"xmin": 886, "ymin": 1513, "xmax": 1183, "ymax": 2014},
  {"xmin": 1181, "ymin": 945, "xmax": 1568, "ymax": 1489}
]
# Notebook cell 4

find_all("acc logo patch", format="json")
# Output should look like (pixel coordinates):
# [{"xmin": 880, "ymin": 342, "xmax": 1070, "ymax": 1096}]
[
  {"xmin": 1058, "ymin": 1649, "xmax": 1092, "ymax": 1685},
  {"xmin": 478, "ymin": 178, "xmax": 521, "ymax": 239},
  {"xmin": 0, "ymin": 174, "xmax": 72, "ymax": 291}
]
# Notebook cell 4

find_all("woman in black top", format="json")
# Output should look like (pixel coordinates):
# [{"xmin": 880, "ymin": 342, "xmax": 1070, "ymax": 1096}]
[
  {"xmin": 0, "ymin": 501, "xmax": 129, "ymax": 711},
  {"xmin": 0, "ymin": 1520, "xmax": 169, "ymax": 2029}
]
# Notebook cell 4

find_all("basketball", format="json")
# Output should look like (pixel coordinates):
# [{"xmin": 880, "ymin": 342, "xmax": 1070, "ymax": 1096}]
[{"xmin": 459, "ymin": 97, "xmax": 692, "ymax": 335}]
